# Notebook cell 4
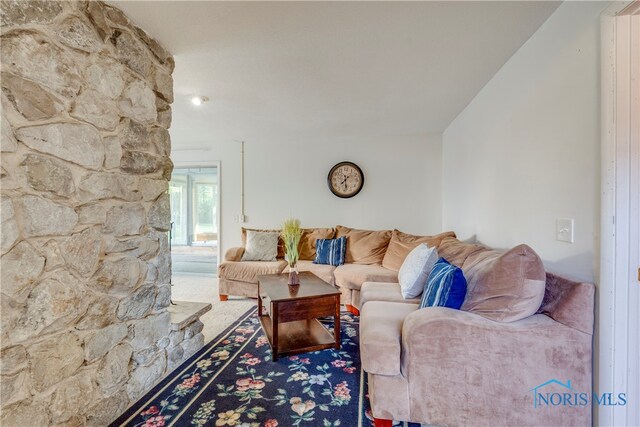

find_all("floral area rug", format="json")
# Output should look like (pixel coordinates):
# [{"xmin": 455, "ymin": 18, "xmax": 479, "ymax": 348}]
[{"xmin": 111, "ymin": 307, "xmax": 422, "ymax": 427}]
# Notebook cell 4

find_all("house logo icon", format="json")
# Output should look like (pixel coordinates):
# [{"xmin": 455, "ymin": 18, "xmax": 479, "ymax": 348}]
[
  {"xmin": 529, "ymin": 379, "xmax": 573, "ymax": 408},
  {"xmin": 529, "ymin": 379, "xmax": 627, "ymax": 408}
]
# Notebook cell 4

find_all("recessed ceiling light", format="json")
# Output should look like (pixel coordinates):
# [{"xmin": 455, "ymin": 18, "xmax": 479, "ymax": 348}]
[{"xmin": 191, "ymin": 96, "xmax": 209, "ymax": 106}]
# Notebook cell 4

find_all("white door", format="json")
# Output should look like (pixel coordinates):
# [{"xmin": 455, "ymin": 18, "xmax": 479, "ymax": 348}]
[{"xmin": 600, "ymin": 2, "xmax": 640, "ymax": 426}]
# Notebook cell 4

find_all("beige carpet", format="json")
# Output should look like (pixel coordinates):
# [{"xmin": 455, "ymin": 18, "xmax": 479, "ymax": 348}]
[{"xmin": 170, "ymin": 273, "xmax": 255, "ymax": 343}]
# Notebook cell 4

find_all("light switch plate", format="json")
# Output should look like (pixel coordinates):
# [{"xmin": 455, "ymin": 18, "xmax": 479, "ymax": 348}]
[{"xmin": 556, "ymin": 218, "xmax": 574, "ymax": 243}]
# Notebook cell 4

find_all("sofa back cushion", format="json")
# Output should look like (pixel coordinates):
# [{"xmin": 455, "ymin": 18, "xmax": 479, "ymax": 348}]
[
  {"xmin": 299, "ymin": 228, "xmax": 335, "ymax": 260},
  {"xmin": 537, "ymin": 272, "xmax": 595, "ymax": 335},
  {"xmin": 382, "ymin": 230, "xmax": 457, "ymax": 271},
  {"xmin": 242, "ymin": 227, "xmax": 284, "ymax": 258},
  {"xmin": 335, "ymin": 225, "xmax": 392, "ymax": 265},
  {"xmin": 460, "ymin": 244, "xmax": 546, "ymax": 322},
  {"xmin": 437, "ymin": 236, "xmax": 486, "ymax": 267}
]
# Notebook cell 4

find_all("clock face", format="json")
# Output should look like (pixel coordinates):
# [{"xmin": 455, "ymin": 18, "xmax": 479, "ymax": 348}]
[{"xmin": 328, "ymin": 162, "xmax": 364, "ymax": 198}]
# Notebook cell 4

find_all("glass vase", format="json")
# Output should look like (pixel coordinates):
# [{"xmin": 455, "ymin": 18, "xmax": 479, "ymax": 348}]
[{"xmin": 287, "ymin": 263, "xmax": 299, "ymax": 285}]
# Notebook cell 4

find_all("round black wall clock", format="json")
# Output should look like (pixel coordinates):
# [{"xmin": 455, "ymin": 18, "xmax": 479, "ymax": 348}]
[{"xmin": 327, "ymin": 161, "xmax": 364, "ymax": 198}]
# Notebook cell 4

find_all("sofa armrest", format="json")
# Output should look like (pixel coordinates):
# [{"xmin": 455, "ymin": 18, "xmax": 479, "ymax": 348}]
[
  {"xmin": 224, "ymin": 247, "xmax": 245, "ymax": 262},
  {"xmin": 400, "ymin": 307, "xmax": 592, "ymax": 426}
]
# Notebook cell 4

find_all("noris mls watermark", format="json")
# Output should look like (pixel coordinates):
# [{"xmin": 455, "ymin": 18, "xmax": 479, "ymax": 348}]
[{"xmin": 529, "ymin": 379, "xmax": 627, "ymax": 408}]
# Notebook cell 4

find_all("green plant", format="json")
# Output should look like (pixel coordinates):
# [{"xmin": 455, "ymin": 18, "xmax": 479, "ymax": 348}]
[{"xmin": 281, "ymin": 218, "xmax": 302, "ymax": 267}]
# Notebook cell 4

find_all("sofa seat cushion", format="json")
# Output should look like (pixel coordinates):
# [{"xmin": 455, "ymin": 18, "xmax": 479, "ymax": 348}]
[
  {"xmin": 359, "ymin": 282, "xmax": 421, "ymax": 309},
  {"xmin": 296, "ymin": 260, "xmax": 336, "ymax": 285},
  {"xmin": 334, "ymin": 264, "xmax": 398, "ymax": 291},
  {"xmin": 218, "ymin": 260, "xmax": 287, "ymax": 284},
  {"xmin": 360, "ymin": 301, "xmax": 418, "ymax": 376}
]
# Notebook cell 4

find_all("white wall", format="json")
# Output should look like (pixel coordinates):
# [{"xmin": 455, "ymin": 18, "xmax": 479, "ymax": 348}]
[
  {"xmin": 442, "ymin": 1, "xmax": 608, "ymax": 283},
  {"xmin": 172, "ymin": 134, "xmax": 442, "ymax": 257}
]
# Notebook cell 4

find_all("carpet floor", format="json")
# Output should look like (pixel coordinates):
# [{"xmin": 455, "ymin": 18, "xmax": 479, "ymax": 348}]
[
  {"xmin": 170, "ymin": 273, "xmax": 254, "ymax": 343},
  {"xmin": 110, "ymin": 307, "xmax": 424, "ymax": 427}
]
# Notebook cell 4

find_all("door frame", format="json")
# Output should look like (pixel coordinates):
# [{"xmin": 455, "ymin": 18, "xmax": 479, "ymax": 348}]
[
  {"xmin": 171, "ymin": 161, "xmax": 222, "ymax": 272},
  {"xmin": 599, "ymin": 1, "xmax": 639, "ymax": 426}
]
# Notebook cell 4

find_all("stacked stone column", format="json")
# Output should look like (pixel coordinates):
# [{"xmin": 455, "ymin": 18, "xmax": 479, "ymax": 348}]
[{"xmin": 1, "ymin": 1, "xmax": 175, "ymax": 425}]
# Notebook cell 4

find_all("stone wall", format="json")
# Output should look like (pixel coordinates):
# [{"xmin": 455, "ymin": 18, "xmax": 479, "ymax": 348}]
[{"xmin": 0, "ymin": 1, "xmax": 176, "ymax": 425}]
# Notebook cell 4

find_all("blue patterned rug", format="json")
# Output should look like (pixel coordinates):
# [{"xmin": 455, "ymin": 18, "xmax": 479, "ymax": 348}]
[{"xmin": 111, "ymin": 307, "xmax": 420, "ymax": 427}]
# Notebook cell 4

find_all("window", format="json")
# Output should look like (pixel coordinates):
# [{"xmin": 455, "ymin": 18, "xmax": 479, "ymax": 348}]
[{"xmin": 169, "ymin": 167, "xmax": 218, "ymax": 247}]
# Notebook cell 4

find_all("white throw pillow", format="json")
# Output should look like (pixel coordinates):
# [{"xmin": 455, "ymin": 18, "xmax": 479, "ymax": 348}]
[
  {"xmin": 398, "ymin": 244, "xmax": 439, "ymax": 299},
  {"xmin": 241, "ymin": 230, "xmax": 279, "ymax": 261}
]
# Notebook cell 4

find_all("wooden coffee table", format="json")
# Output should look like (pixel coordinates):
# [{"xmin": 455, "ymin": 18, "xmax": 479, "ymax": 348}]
[{"xmin": 257, "ymin": 272, "xmax": 341, "ymax": 361}]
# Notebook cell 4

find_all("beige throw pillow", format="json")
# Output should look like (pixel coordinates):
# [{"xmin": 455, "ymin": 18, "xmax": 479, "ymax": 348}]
[
  {"xmin": 242, "ymin": 227, "xmax": 284, "ymax": 258},
  {"xmin": 241, "ymin": 230, "xmax": 279, "ymax": 261}
]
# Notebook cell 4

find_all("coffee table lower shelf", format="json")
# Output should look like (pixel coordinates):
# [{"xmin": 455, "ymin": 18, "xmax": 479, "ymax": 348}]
[{"xmin": 259, "ymin": 315, "xmax": 337, "ymax": 360}]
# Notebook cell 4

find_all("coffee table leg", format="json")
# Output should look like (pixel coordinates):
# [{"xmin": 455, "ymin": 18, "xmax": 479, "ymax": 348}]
[
  {"xmin": 272, "ymin": 302, "xmax": 279, "ymax": 361},
  {"xmin": 334, "ymin": 295, "xmax": 340, "ymax": 349}
]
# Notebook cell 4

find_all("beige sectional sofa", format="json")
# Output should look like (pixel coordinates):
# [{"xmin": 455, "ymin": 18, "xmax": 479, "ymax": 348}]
[
  {"xmin": 218, "ymin": 226, "xmax": 454, "ymax": 313},
  {"xmin": 359, "ymin": 237, "xmax": 594, "ymax": 427},
  {"xmin": 218, "ymin": 226, "xmax": 594, "ymax": 427}
]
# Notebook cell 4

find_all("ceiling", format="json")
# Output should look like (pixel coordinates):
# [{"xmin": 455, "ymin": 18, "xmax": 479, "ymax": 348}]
[{"xmin": 111, "ymin": 1, "xmax": 560, "ymax": 147}]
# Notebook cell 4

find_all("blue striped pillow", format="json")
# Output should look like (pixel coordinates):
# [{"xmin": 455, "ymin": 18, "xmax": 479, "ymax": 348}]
[
  {"xmin": 420, "ymin": 258, "xmax": 467, "ymax": 309},
  {"xmin": 314, "ymin": 237, "xmax": 346, "ymax": 266}
]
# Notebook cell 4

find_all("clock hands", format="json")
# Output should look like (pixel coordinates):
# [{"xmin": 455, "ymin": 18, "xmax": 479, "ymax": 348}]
[{"xmin": 340, "ymin": 173, "xmax": 359, "ymax": 192}]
